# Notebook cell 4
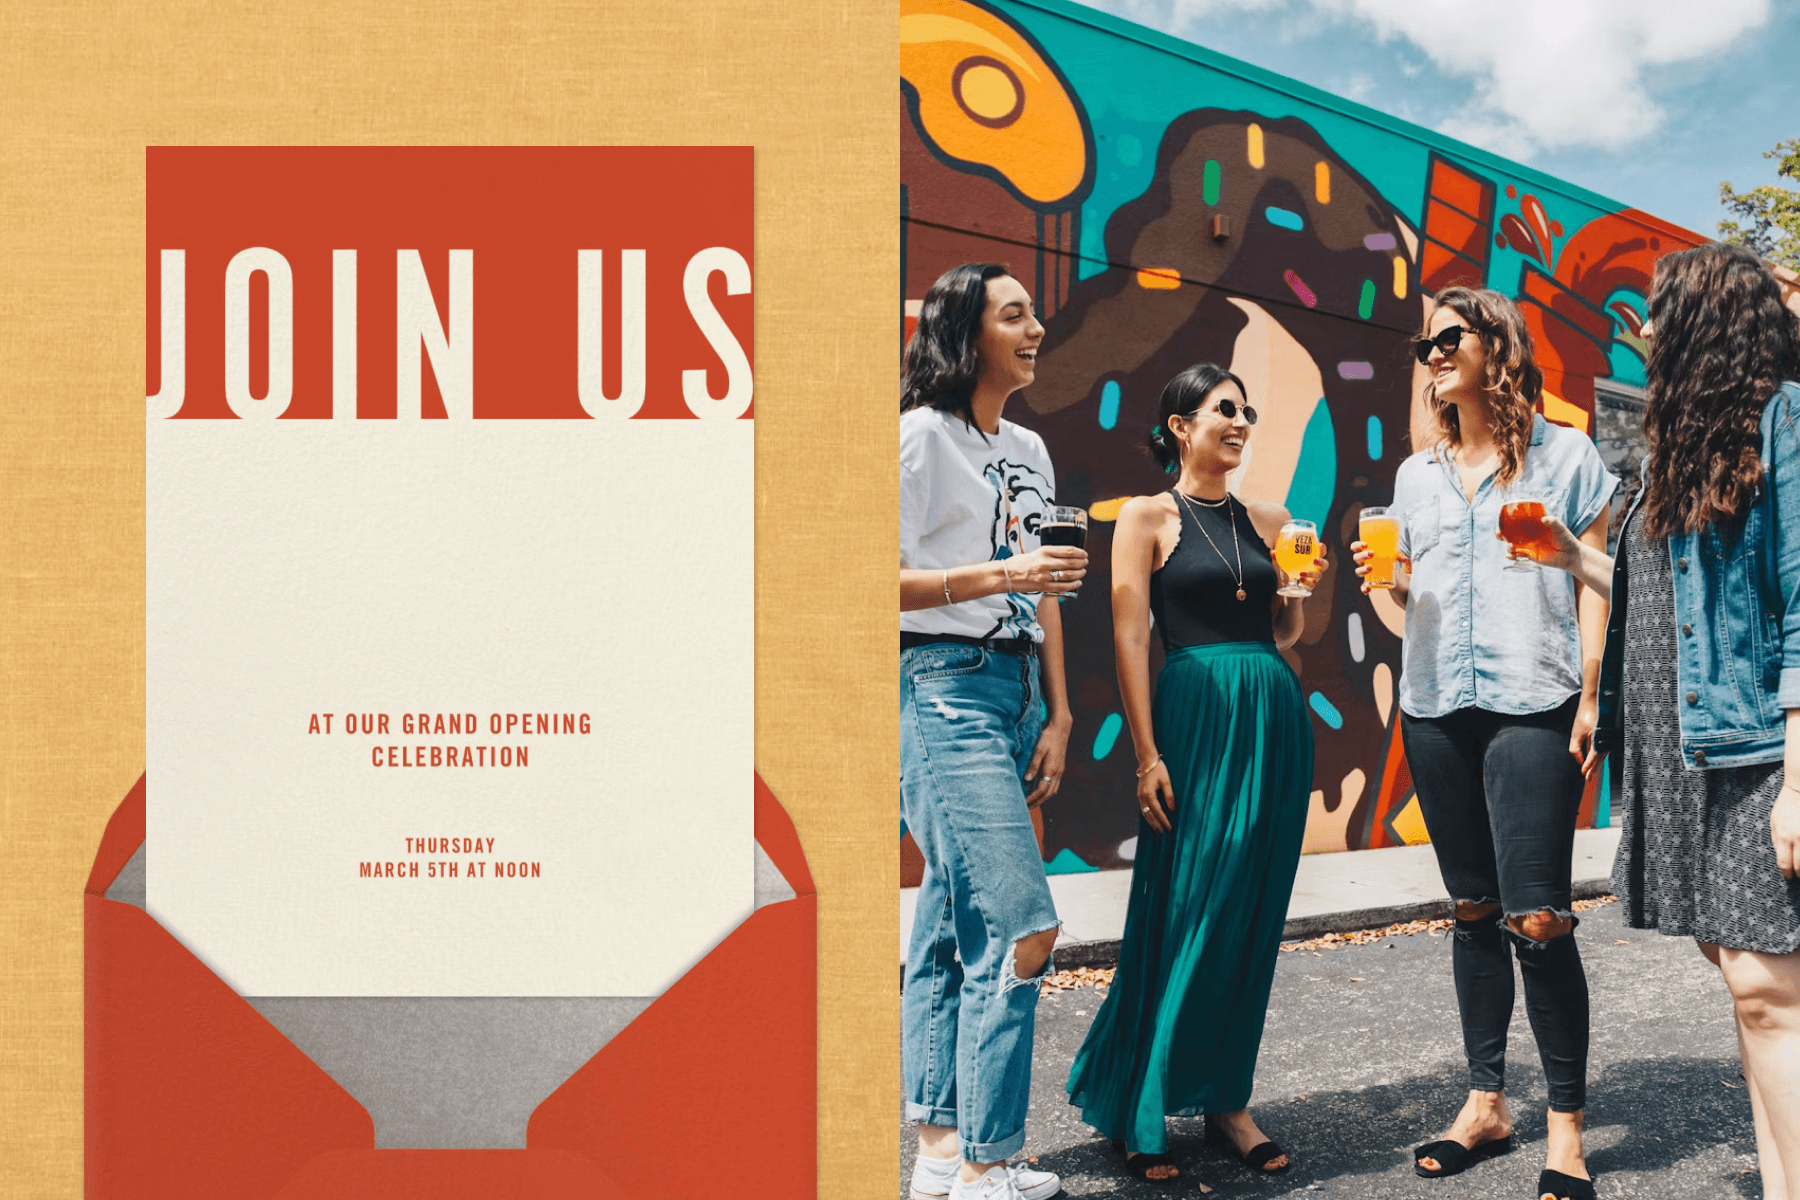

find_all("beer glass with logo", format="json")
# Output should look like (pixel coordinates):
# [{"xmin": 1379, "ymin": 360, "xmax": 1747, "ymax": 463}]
[
  {"xmin": 1039, "ymin": 506, "xmax": 1088, "ymax": 600},
  {"xmin": 1359, "ymin": 505, "xmax": 1401, "ymax": 590},
  {"xmin": 1275, "ymin": 518, "xmax": 1320, "ymax": 598},
  {"xmin": 1498, "ymin": 487, "xmax": 1553, "ymax": 571}
]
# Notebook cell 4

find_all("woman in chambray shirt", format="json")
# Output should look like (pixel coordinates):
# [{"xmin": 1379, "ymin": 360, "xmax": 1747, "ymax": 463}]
[
  {"xmin": 1353, "ymin": 287, "xmax": 1615, "ymax": 1200},
  {"xmin": 1536, "ymin": 244, "xmax": 1800, "ymax": 1200}
]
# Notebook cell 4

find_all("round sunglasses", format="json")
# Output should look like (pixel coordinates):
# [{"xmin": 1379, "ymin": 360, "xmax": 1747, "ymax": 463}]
[
  {"xmin": 1179, "ymin": 397, "xmax": 1258, "ymax": 425},
  {"xmin": 1413, "ymin": 323, "xmax": 1473, "ymax": 365}
]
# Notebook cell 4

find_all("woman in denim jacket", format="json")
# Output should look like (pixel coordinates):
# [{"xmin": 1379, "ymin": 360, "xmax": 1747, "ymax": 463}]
[
  {"xmin": 899, "ymin": 263, "xmax": 1088, "ymax": 1200},
  {"xmin": 1353, "ymin": 287, "xmax": 1615, "ymax": 1200},
  {"xmin": 1536, "ymin": 244, "xmax": 1800, "ymax": 1200}
]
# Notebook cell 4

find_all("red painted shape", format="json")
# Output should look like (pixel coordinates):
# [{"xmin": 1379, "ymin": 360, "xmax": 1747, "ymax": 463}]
[
  {"xmin": 1430, "ymin": 158, "xmax": 1492, "ymax": 222},
  {"xmin": 1425, "ymin": 203, "xmax": 1488, "ymax": 261},
  {"xmin": 1420, "ymin": 241, "xmax": 1483, "ymax": 294},
  {"xmin": 270, "ymin": 1150, "xmax": 627, "ymax": 1199}
]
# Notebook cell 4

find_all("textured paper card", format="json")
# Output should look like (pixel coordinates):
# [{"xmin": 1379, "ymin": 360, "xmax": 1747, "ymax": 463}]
[{"xmin": 145, "ymin": 147, "xmax": 754, "ymax": 997}]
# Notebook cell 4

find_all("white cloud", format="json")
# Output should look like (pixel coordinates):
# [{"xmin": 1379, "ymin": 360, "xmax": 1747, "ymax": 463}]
[{"xmin": 1078, "ymin": 0, "xmax": 1772, "ymax": 157}]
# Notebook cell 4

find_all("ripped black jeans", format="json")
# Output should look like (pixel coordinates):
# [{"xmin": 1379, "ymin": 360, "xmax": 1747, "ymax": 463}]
[{"xmin": 1401, "ymin": 697, "xmax": 1588, "ymax": 1112}]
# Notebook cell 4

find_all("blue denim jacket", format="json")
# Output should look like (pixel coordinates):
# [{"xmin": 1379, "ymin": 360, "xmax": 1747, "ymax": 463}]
[
  {"xmin": 1596, "ymin": 380, "xmax": 1800, "ymax": 769},
  {"xmin": 1393, "ymin": 414, "xmax": 1618, "ymax": 719}
]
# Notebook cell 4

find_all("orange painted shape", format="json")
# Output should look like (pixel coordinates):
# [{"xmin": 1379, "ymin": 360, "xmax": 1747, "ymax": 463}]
[
  {"xmin": 1420, "ymin": 241, "xmax": 1482, "ymax": 293},
  {"xmin": 900, "ymin": 0, "xmax": 1088, "ymax": 205},
  {"xmin": 1541, "ymin": 390, "xmax": 1591, "ymax": 433},
  {"xmin": 1429, "ymin": 158, "xmax": 1492, "ymax": 221},
  {"xmin": 1424, "ymin": 204, "xmax": 1487, "ymax": 260},
  {"xmin": 1314, "ymin": 160, "xmax": 1330, "ymax": 204},
  {"xmin": 1136, "ymin": 267, "xmax": 1181, "ymax": 289},
  {"xmin": 1367, "ymin": 716, "xmax": 1415, "ymax": 850}
]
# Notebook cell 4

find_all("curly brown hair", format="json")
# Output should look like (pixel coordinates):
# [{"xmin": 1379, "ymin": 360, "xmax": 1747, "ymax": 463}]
[
  {"xmin": 1640, "ymin": 243, "xmax": 1800, "ymax": 538},
  {"xmin": 1415, "ymin": 287, "xmax": 1543, "ymax": 489}
]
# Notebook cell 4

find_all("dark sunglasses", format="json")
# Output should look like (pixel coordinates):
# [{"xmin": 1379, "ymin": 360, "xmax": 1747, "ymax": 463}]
[
  {"xmin": 1182, "ymin": 397, "xmax": 1258, "ymax": 425},
  {"xmin": 1413, "ymin": 324, "xmax": 1472, "ymax": 365}
]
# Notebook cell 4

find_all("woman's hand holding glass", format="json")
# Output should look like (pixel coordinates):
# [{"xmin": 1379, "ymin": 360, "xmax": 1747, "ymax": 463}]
[
  {"xmin": 1006, "ymin": 545, "xmax": 1088, "ymax": 596},
  {"xmin": 1349, "ymin": 540, "xmax": 1411, "ymax": 595},
  {"xmin": 1274, "ymin": 519, "xmax": 1328, "ymax": 598}
]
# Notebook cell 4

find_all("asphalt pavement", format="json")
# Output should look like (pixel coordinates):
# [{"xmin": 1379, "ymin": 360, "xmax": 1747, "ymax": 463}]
[{"xmin": 900, "ymin": 898, "xmax": 1767, "ymax": 1199}]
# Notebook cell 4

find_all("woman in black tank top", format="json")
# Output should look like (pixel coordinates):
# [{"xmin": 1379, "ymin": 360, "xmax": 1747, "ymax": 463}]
[{"xmin": 1066, "ymin": 363, "xmax": 1325, "ymax": 1185}]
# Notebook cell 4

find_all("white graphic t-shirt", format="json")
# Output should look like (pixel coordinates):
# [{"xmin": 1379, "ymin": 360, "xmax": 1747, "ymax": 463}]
[{"xmin": 901, "ymin": 406, "xmax": 1057, "ymax": 643}]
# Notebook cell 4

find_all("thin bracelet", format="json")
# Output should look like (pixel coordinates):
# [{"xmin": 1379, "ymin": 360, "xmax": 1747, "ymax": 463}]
[
  {"xmin": 1135, "ymin": 753, "xmax": 1163, "ymax": 778},
  {"xmin": 1001, "ymin": 560, "xmax": 1015, "ymax": 593},
  {"xmin": 942, "ymin": 569, "xmax": 953, "ymax": 605}
]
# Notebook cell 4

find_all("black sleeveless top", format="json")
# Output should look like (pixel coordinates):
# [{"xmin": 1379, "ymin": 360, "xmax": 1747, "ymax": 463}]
[{"xmin": 1149, "ymin": 491, "xmax": 1278, "ymax": 649}]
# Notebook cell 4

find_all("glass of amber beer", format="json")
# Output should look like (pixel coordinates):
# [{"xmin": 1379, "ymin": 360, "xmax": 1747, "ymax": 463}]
[
  {"xmin": 1275, "ymin": 519, "xmax": 1320, "ymax": 597},
  {"xmin": 1359, "ymin": 505, "xmax": 1401, "ymax": 589},
  {"xmin": 1498, "ymin": 489, "xmax": 1552, "ymax": 571}
]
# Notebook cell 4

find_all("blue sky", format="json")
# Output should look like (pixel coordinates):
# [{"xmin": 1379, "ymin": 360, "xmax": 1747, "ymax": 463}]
[{"xmin": 1072, "ymin": 0, "xmax": 1800, "ymax": 238}]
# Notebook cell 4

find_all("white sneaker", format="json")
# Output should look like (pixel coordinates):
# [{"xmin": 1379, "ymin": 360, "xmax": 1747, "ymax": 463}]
[
  {"xmin": 915, "ymin": 1158, "xmax": 1060, "ymax": 1200},
  {"xmin": 948, "ymin": 1164, "xmax": 1022, "ymax": 1200}
]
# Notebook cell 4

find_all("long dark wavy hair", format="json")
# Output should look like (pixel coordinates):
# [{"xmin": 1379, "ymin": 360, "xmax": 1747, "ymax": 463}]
[
  {"xmin": 901, "ymin": 262, "xmax": 1013, "ymax": 428},
  {"xmin": 1149, "ymin": 362, "xmax": 1248, "ymax": 472},
  {"xmin": 1641, "ymin": 243, "xmax": 1800, "ymax": 538},
  {"xmin": 1416, "ymin": 287, "xmax": 1543, "ymax": 489}
]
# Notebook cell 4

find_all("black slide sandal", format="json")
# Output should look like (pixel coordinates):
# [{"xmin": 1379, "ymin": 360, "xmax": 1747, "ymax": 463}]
[
  {"xmin": 1204, "ymin": 1114, "xmax": 1291, "ymax": 1174},
  {"xmin": 1111, "ymin": 1140, "xmax": 1180, "ymax": 1184},
  {"xmin": 1536, "ymin": 1168, "xmax": 1596, "ymax": 1200},
  {"xmin": 1413, "ymin": 1134, "xmax": 1514, "ymax": 1177}
]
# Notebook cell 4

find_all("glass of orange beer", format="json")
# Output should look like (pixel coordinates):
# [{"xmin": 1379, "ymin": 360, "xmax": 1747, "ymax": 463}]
[
  {"xmin": 1275, "ymin": 519, "xmax": 1320, "ymax": 597},
  {"xmin": 1498, "ymin": 489, "xmax": 1553, "ymax": 571},
  {"xmin": 1359, "ymin": 506, "xmax": 1401, "ymax": 589}
]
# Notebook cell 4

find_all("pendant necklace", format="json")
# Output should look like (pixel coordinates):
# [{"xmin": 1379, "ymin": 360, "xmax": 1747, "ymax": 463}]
[{"xmin": 1174, "ymin": 487, "xmax": 1246, "ymax": 601}]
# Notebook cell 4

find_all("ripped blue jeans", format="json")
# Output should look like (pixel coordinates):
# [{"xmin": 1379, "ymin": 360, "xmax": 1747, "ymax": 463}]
[
  {"xmin": 902, "ymin": 642, "xmax": 1060, "ymax": 1162},
  {"xmin": 1401, "ymin": 696, "xmax": 1589, "ymax": 1111}
]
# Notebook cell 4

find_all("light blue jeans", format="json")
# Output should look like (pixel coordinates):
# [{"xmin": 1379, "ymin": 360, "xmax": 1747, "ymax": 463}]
[{"xmin": 901, "ymin": 642, "xmax": 1061, "ymax": 1163}]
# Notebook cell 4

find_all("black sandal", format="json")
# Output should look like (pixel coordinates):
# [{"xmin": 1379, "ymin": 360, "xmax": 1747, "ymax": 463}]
[
  {"xmin": 1413, "ymin": 1134, "xmax": 1513, "ymax": 1178},
  {"xmin": 1204, "ymin": 1114, "xmax": 1291, "ymax": 1174},
  {"xmin": 1110, "ymin": 1140, "xmax": 1180, "ymax": 1184},
  {"xmin": 1536, "ymin": 1168, "xmax": 1596, "ymax": 1200}
]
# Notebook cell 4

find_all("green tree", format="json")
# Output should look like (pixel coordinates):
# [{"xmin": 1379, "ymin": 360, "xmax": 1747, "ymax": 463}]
[{"xmin": 1720, "ymin": 137, "xmax": 1800, "ymax": 271}]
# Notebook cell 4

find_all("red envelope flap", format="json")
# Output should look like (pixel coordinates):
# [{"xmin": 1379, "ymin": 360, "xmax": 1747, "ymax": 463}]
[
  {"xmin": 527, "ymin": 897, "xmax": 816, "ymax": 1197},
  {"xmin": 87, "ymin": 773, "xmax": 815, "ymax": 1196},
  {"xmin": 754, "ymin": 771, "xmax": 814, "ymax": 898},
  {"xmin": 85, "ymin": 895, "xmax": 374, "ymax": 1198},
  {"xmin": 86, "ymin": 774, "xmax": 146, "ymax": 897},
  {"xmin": 529, "ymin": 776, "xmax": 817, "ymax": 1199},
  {"xmin": 270, "ymin": 1149, "xmax": 628, "ymax": 1199}
]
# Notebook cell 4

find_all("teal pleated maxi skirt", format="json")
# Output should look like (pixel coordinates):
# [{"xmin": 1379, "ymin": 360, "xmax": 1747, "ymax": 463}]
[{"xmin": 1066, "ymin": 642, "xmax": 1313, "ymax": 1153}]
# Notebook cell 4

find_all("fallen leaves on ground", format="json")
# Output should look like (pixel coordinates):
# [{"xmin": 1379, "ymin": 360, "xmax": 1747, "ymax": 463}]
[
  {"xmin": 1278, "ymin": 895, "xmax": 1619, "ymax": 953},
  {"xmin": 1043, "ymin": 965, "xmax": 1114, "ymax": 992}
]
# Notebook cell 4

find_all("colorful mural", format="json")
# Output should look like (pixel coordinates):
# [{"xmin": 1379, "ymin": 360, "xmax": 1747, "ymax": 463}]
[{"xmin": 900, "ymin": 0, "xmax": 1707, "ymax": 880}]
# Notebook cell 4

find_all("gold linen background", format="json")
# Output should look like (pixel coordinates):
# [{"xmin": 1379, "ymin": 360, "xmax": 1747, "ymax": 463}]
[{"xmin": 0, "ymin": 2, "xmax": 897, "ymax": 1194}]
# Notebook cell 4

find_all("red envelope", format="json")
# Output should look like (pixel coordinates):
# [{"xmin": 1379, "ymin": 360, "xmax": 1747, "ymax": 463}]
[{"xmin": 85, "ymin": 772, "xmax": 815, "ymax": 1199}]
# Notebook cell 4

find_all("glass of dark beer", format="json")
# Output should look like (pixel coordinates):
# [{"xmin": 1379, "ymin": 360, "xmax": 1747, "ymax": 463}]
[{"xmin": 1040, "ymin": 506, "xmax": 1088, "ymax": 600}]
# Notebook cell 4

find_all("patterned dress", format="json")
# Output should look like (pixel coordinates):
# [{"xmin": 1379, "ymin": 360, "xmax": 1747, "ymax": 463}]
[{"xmin": 1613, "ymin": 514, "xmax": 1800, "ymax": 954}]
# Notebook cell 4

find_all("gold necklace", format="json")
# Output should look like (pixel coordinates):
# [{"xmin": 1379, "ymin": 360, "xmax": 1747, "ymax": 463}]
[{"xmin": 1174, "ymin": 488, "xmax": 1246, "ymax": 602}]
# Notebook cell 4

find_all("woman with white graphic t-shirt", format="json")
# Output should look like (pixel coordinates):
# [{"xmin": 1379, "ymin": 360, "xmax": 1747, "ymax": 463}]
[{"xmin": 900, "ymin": 263, "xmax": 1085, "ymax": 1200}]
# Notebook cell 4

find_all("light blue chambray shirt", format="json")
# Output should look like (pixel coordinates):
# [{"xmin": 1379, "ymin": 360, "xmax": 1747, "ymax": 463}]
[{"xmin": 1394, "ymin": 414, "xmax": 1619, "ymax": 719}]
